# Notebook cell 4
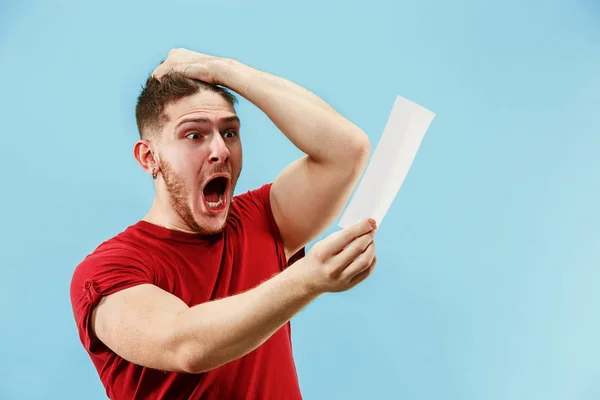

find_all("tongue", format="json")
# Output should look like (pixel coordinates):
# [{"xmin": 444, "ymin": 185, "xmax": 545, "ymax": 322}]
[
  {"xmin": 205, "ymin": 189, "xmax": 220, "ymax": 203},
  {"xmin": 204, "ymin": 178, "xmax": 224, "ymax": 203}
]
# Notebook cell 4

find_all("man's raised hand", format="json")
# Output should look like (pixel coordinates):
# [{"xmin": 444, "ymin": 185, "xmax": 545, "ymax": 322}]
[{"xmin": 152, "ymin": 48, "xmax": 228, "ymax": 85}]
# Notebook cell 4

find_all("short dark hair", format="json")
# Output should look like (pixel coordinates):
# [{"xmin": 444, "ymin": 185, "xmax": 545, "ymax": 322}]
[{"xmin": 135, "ymin": 73, "xmax": 238, "ymax": 139}]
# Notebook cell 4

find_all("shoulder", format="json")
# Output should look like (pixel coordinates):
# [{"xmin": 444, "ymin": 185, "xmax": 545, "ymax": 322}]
[
  {"xmin": 74, "ymin": 224, "xmax": 153, "ymax": 273},
  {"xmin": 69, "ymin": 223, "xmax": 159, "ymax": 353},
  {"xmin": 228, "ymin": 182, "xmax": 305, "ymax": 267},
  {"xmin": 70, "ymin": 224, "xmax": 157, "ymax": 306},
  {"xmin": 228, "ymin": 183, "xmax": 277, "ymax": 231},
  {"xmin": 231, "ymin": 183, "xmax": 274, "ymax": 216}
]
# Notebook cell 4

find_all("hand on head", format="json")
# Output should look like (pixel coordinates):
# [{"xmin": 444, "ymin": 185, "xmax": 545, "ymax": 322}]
[{"xmin": 152, "ymin": 48, "xmax": 227, "ymax": 85}]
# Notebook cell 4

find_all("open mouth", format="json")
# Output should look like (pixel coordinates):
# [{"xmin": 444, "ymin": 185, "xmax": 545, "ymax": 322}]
[{"xmin": 202, "ymin": 176, "xmax": 229, "ymax": 212}]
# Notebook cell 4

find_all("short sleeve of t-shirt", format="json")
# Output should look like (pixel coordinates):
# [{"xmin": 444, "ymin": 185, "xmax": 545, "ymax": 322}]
[
  {"xmin": 236, "ymin": 183, "xmax": 306, "ymax": 269},
  {"xmin": 69, "ymin": 244, "xmax": 155, "ymax": 354}
]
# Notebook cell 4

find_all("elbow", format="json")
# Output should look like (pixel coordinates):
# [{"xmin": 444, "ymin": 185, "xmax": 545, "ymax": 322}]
[
  {"xmin": 177, "ymin": 351, "xmax": 210, "ymax": 374},
  {"xmin": 175, "ymin": 342, "xmax": 226, "ymax": 374},
  {"xmin": 176, "ymin": 344, "xmax": 212, "ymax": 374},
  {"xmin": 177, "ymin": 349, "xmax": 200, "ymax": 374},
  {"xmin": 354, "ymin": 132, "xmax": 371, "ymax": 160},
  {"xmin": 179, "ymin": 360, "xmax": 208, "ymax": 375},
  {"xmin": 347, "ymin": 130, "xmax": 371, "ymax": 170}
]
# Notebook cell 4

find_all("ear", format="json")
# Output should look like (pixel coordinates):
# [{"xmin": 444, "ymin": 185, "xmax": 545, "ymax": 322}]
[{"xmin": 133, "ymin": 139, "xmax": 160, "ymax": 178}]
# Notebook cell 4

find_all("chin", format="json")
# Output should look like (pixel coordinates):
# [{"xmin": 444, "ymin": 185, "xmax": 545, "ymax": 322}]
[
  {"xmin": 197, "ymin": 214, "xmax": 229, "ymax": 235},
  {"xmin": 187, "ymin": 198, "xmax": 232, "ymax": 236}
]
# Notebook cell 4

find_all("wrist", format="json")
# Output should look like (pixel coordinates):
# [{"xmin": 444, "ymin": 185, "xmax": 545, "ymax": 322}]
[
  {"xmin": 280, "ymin": 259, "xmax": 323, "ymax": 299},
  {"xmin": 212, "ymin": 58, "xmax": 255, "ymax": 96},
  {"xmin": 212, "ymin": 58, "xmax": 241, "ymax": 87}
]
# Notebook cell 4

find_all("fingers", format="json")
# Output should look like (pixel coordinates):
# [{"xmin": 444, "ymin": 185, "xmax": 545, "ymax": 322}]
[
  {"xmin": 152, "ymin": 49, "xmax": 186, "ymax": 80},
  {"xmin": 332, "ymin": 230, "xmax": 374, "ymax": 268},
  {"xmin": 151, "ymin": 57, "xmax": 174, "ymax": 80},
  {"xmin": 152, "ymin": 65, "xmax": 169, "ymax": 80},
  {"xmin": 348, "ymin": 256, "xmax": 377, "ymax": 288},
  {"xmin": 152, "ymin": 48, "xmax": 210, "ymax": 81},
  {"xmin": 340, "ymin": 241, "xmax": 376, "ymax": 281},
  {"xmin": 326, "ymin": 219, "xmax": 377, "ymax": 255}
]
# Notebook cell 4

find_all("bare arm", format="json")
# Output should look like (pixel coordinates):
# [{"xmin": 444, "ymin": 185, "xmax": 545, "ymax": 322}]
[
  {"xmin": 217, "ymin": 60, "xmax": 371, "ymax": 258},
  {"xmin": 92, "ymin": 265, "xmax": 316, "ymax": 374},
  {"xmin": 153, "ymin": 50, "xmax": 372, "ymax": 259},
  {"xmin": 91, "ymin": 219, "xmax": 377, "ymax": 374}
]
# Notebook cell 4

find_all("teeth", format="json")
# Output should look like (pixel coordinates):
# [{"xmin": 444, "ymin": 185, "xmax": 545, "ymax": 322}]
[{"xmin": 207, "ymin": 193, "xmax": 225, "ymax": 209}]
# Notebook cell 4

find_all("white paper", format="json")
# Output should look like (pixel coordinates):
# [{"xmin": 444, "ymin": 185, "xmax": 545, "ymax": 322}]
[{"xmin": 338, "ymin": 95, "xmax": 435, "ymax": 229}]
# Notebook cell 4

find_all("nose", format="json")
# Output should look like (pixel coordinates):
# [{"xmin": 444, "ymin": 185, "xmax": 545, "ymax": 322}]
[{"xmin": 208, "ymin": 133, "xmax": 230, "ymax": 164}]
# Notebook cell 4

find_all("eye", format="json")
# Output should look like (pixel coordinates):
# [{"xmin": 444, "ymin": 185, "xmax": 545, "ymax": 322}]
[
  {"xmin": 223, "ymin": 130, "xmax": 237, "ymax": 139},
  {"xmin": 186, "ymin": 132, "xmax": 202, "ymax": 140}
]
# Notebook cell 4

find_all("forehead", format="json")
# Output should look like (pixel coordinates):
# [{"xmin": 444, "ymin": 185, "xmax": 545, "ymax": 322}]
[{"xmin": 163, "ymin": 91, "xmax": 236, "ymax": 124}]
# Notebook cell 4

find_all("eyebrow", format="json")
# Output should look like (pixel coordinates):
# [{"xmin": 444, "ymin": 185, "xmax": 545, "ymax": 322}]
[{"xmin": 174, "ymin": 115, "xmax": 240, "ymax": 130}]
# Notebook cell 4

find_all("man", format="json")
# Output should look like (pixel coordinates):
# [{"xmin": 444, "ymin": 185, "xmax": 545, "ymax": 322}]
[{"xmin": 70, "ymin": 48, "xmax": 377, "ymax": 400}]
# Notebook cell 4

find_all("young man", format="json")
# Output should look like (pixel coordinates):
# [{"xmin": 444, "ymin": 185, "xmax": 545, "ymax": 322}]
[{"xmin": 70, "ymin": 48, "xmax": 377, "ymax": 399}]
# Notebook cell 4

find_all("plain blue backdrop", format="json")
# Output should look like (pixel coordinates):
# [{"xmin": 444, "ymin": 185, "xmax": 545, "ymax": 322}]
[{"xmin": 1, "ymin": 0, "xmax": 599, "ymax": 399}]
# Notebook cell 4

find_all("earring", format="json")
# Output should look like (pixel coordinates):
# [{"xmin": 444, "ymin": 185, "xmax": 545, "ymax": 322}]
[{"xmin": 152, "ymin": 169, "xmax": 158, "ymax": 180}]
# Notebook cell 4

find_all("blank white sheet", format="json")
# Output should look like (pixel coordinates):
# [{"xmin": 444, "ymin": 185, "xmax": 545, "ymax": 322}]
[{"xmin": 338, "ymin": 95, "xmax": 435, "ymax": 229}]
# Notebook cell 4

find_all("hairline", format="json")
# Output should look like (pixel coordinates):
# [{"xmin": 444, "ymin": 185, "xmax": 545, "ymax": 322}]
[{"xmin": 140, "ymin": 89, "xmax": 238, "ymax": 141}]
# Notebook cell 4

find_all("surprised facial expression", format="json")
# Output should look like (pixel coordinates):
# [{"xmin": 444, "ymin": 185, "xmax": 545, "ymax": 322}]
[{"xmin": 156, "ymin": 91, "xmax": 242, "ymax": 235}]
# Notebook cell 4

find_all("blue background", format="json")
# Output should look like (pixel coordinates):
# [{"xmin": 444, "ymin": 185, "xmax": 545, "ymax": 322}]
[{"xmin": 1, "ymin": 0, "xmax": 599, "ymax": 399}]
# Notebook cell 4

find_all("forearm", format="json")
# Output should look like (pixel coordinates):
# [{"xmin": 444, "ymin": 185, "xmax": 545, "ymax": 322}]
[
  {"xmin": 172, "ymin": 263, "xmax": 317, "ymax": 373},
  {"xmin": 217, "ymin": 59, "xmax": 370, "ymax": 164}
]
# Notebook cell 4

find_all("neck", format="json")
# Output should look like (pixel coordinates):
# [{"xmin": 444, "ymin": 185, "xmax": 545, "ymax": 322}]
[{"xmin": 143, "ymin": 194, "xmax": 195, "ymax": 234}]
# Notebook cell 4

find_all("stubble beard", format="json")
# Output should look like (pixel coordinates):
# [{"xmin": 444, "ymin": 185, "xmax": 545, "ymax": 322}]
[{"xmin": 159, "ymin": 159, "xmax": 233, "ymax": 236}]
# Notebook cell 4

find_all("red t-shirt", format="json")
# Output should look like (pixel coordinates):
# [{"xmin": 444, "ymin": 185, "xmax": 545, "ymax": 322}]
[{"xmin": 70, "ymin": 183, "xmax": 305, "ymax": 400}]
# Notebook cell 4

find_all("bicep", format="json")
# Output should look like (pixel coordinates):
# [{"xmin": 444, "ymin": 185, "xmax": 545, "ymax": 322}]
[
  {"xmin": 91, "ymin": 284, "xmax": 189, "ymax": 372},
  {"xmin": 270, "ymin": 153, "xmax": 368, "ymax": 259}
]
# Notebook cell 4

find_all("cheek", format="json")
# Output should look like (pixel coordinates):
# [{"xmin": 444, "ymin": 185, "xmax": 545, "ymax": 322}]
[
  {"xmin": 162, "ymin": 159, "xmax": 198, "ymax": 187},
  {"xmin": 229, "ymin": 145, "xmax": 242, "ymax": 165},
  {"xmin": 170, "ymin": 147, "xmax": 206, "ymax": 170}
]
